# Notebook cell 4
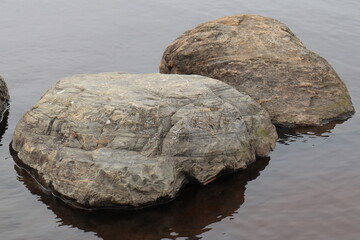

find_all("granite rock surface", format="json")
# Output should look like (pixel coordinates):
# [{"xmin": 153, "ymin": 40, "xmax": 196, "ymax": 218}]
[
  {"xmin": 12, "ymin": 72, "xmax": 277, "ymax": 208},
  {"xmin": 160, "ymin": 14, "xmax": 355, "ymax": 127}
]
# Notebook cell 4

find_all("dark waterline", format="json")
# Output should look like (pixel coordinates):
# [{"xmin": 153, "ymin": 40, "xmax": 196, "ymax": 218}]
[
  {"xmin": 0, "ymin": 109, "xmax": 9, "ymax": 146},
  {"xmin": 13, "ymin": 153, "xmax": 271, "ymax": 240},
  {"xmin": 1, "ymin": 0, "xmax": 360, "ymax": 239}
]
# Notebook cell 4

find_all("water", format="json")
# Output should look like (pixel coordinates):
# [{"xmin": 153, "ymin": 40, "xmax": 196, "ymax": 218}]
[{"xmin": 1, "ymin": 0, "xmax": 359, "ymax": 239}]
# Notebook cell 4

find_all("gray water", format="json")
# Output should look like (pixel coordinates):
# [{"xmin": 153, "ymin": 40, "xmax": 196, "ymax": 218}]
[{"xmin": 1, "ymin": 0, "xmax": 360, "ymax": 239}]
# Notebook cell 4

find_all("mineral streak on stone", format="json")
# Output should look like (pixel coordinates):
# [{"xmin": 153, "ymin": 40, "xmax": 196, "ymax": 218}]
[
  {"xmin": 160, "ymin": 14, "xmax": 355, "ymax": 127},
  {"xmin": 0, "ymin": 75, "xmax": 10, "ymax": 119},
  {"xmin": 12, "ymin": 72, "xmax": 277, "ymax": 208}
]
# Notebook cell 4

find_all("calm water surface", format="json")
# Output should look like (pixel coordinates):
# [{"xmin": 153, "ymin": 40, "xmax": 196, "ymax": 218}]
[{"xmin": 1, "ymin": 0, "xmax": 359, "ymax": 239}]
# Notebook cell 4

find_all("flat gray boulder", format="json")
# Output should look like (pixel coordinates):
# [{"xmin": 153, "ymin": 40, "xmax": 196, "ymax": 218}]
[
  {"xmin": 12, "ymin": 72, "xmax": 277, "ymax": 208},
  {"xmin": 160, "ymin": 14, "xmax": 355, "ymax": 127},
  {"xmin": 0, "ymin": 75, "xmax": 9, "ymax": 119}
]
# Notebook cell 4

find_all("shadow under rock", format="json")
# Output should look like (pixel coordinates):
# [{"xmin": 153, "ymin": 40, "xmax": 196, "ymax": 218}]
[
  {"xmin": 276, "ymin": 120, "xmax": 346, "ymax": 145},
  {"xmin": 0, "ymin": 108, "xmax": 9, "ymax": 146},
  {"xmin": 12, "ymin": 150, "xmax": 270, "ymax": 240}
]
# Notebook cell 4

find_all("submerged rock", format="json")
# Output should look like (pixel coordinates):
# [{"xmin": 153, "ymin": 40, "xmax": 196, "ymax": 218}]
[
  {"xmin": 0, "ymin": 75, "xmax": 9, "ymax": 119},
  {"xmin": 12, "ymin": 72, "xmax": 277, "ymax": 208},
  {"xmin": 160, "ymin": 14, "xmax": 355, "ymax": 127}
]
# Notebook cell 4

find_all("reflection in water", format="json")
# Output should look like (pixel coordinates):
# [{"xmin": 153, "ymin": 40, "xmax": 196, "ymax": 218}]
[
  {"xmin": 13, "ymin": 152, "xmax": 270, "ymax": 240},
  {"xmin": 276, "ymin": 120, "xmax": 344, "ymax": 145},
  {"xmin": 0, "ymin": 108, "xmax": 9, "ymax": 146}
]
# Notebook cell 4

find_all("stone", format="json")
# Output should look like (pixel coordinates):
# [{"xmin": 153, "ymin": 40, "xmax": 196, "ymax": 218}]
[
  {"xmin": 12, "ymin": 72, "xmax": 277, "ymax": 208},
  {"xmin": 160, "ymin": 14, "xmax": 355, "ymax": 127},
  {"xmin": 0, "ymin": 75, "xmax": 9, "ymax": 120},
  {"xmin": 13, "ymin": 153, "xmax": 270, "ymax": 239}
]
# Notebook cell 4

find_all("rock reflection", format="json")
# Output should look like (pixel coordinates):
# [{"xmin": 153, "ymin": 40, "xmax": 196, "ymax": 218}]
[
  {"xmin": 13, "ymin": 152, "xmax": 270, "ymax": 240},
  {"xmin": 276, "ymin": 120, "xmax": 344, "ymax": 145},
  {"xmin": 0, "ymin": 108, "xmax": 9, "ymax": 146}
]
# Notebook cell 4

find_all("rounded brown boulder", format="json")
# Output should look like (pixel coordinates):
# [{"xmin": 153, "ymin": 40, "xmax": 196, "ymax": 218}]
[{"xmin": 160, "ymin": 14, "xmax": 355, "ymax": 127}]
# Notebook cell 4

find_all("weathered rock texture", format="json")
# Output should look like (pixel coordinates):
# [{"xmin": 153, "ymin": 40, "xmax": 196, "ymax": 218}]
[
  {"xmin": 12, "ymin": 72, "xmax": 277, "ymax": 208},
  {"xmin": 0, "ymin": 75, "xmax": 9, "ymax": 119},
  {"xmin": 160, "ymin": 14, "xmax": 355, "ymax": 127}
]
